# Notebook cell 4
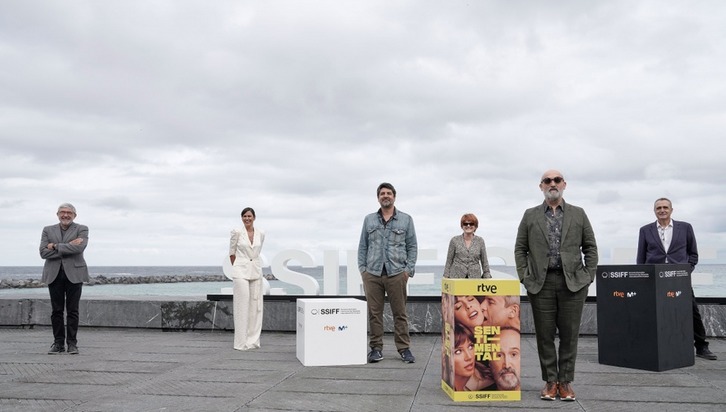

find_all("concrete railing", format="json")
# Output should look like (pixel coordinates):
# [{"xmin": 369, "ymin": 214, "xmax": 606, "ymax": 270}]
[{"xmin": 1, "ymin": 296, "xmax": 724, "ymax": 337}]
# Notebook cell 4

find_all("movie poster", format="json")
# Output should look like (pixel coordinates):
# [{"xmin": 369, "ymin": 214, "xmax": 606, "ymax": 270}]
[{"xmin": 441, "ymin": 278, "xmax": 521, "ymax": 402}]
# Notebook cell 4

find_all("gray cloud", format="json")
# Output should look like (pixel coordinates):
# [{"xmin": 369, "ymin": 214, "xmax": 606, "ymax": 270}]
[{"xmin": 1, "ymin": 1, "xmax": 725, "ymax": 265}]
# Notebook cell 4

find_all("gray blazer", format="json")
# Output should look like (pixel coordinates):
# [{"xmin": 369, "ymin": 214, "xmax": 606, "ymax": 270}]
[
  {"xmin": 39, "ymin": 222, "xmax": 90, "ymax": 284},
  {"xmin": 514, "ymin": 201, "xmax": 598, "ymax": 294},
  {"xmin": 443, "ymin": 234, "xmax": 491, "ymax": 278}
]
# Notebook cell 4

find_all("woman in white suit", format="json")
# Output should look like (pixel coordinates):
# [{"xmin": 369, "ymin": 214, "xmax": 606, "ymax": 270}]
[{"xmin": 229, "ymin": 207, "xmax": 265, "ymax": 350}]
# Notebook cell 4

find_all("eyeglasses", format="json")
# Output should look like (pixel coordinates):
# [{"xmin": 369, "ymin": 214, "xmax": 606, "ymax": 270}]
[
  {"xmin": 462, "ymin": 222, "xmax": 476, "ymax": 227},
  {"xmin": 541, "ymin": 177, "xmax": 564, "ymax": 184}
]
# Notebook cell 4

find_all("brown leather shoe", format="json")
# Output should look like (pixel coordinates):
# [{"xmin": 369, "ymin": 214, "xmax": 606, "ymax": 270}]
[
  {"xmin": 540, "ymin": 382, "xmax": 558, "ymax": 400},
  {"xmin": 558, "ymin": 381, "xmax": 576, "ymax": 401}
]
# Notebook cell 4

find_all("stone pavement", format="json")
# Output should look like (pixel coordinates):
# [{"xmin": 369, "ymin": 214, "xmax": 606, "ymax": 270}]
[{"xmin": 0, "ymin": 327, "xmax": 724, "ymax": 412}]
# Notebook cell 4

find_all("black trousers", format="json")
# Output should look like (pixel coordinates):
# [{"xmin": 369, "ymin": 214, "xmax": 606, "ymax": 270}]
[
  {"xmin": 692, "ymin": 288, "xmax": 709, "ymax": 350},
  {"xmin": 48, "ymin": 266, "xmax": 83, "ymax": 346}
]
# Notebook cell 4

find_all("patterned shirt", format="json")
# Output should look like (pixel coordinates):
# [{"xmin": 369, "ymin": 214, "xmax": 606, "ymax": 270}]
[
  {"xmin": 443, "ymin": 234, "xmax": 491, "ymax": 278},
  {"xmin": 543, "ymin": 203, "xmax": 564, "ymax": 269}
]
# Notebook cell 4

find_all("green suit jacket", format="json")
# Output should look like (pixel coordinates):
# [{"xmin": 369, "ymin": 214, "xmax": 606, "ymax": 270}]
[{"xmin": 514, "ymin": 200, "xmax": 598, "ymax": 294}]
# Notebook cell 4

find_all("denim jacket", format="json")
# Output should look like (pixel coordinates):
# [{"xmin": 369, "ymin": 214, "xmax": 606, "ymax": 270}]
[{"xmin": 358, "ymin": 208, "xmax": 418, "ymax": 277}]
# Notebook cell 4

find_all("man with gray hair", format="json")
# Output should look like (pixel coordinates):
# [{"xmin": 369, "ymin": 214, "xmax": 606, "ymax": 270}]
[
  {"xmin": 40, "ymin": 203, "xmax": 90, "ymax": 355},
  {"xmin": 637, "ymin": 197, "xmax": 716, "ymax": 360}
]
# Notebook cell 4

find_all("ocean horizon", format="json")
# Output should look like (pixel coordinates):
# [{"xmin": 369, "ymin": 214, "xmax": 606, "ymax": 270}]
[{"xmin": 1, "ymin": 264, "xmax": 724, "ymax": 298}]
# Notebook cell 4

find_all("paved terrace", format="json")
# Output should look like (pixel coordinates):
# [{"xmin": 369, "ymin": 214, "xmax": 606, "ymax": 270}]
[{"xmin": 0, "ymin": 327, "xmax": 724, "ymax": 412}]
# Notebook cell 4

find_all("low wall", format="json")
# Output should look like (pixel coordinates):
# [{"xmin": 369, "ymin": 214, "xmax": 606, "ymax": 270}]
[{"xmin": 1, "ymin": 297, "xmax": 725, "ymax": 337}]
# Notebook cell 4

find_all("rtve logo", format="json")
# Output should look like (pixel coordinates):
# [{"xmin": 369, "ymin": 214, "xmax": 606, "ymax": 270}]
[
  {"xmin": 323, "ymin": 325, "xmax": 349, "ymax": 332},
  {"xmin": 666, "ymin": 291, "xmax": 683, "ymax": 298},
  {"xmin": 613, "ymin": 291, "xmax": 637, "ymax": 298}
]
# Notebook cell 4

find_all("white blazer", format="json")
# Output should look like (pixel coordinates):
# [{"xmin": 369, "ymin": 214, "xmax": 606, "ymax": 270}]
[{"xmin": 229, "ymin": 228, "xmax": 265, "ymax": 280}]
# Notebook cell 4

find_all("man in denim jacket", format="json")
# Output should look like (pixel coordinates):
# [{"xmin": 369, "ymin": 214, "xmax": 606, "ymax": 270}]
[{"xmin": 358, "ymin": 182, "xmax": 418, "ymax": 364}]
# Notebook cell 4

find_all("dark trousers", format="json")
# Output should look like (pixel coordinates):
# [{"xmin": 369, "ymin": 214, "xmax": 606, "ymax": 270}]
[
  {"xmin": 692, "ymin": 288, "xmax": 709, "ymax": 350},
  {"xmin": 528, "ymin": 269, "xmax": 588, "ymax": 383},
  {"xmin": 48, "ymin": 266, "xmax": 83, "ymax": 346}
]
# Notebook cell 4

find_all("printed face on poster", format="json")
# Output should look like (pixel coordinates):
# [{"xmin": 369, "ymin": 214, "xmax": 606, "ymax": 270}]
[{"xmin": 441, "ymin": 279, "xmax": 521, "ymax": 402}]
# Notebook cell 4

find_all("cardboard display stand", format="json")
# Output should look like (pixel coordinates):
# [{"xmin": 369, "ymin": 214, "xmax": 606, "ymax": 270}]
[
  {"xmin": 296, "ymin": 298, "xmax": 367, "ymax": 366},
  {"xmin": 441, "ymin": 278, "xmax": 521, "ymax": 402},
  {"xmin": 596, "ymin": 264, "xmax": 694, "ymax": 371}
]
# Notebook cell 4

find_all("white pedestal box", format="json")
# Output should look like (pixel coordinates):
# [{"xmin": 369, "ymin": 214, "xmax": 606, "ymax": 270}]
[{"xmin": 296, "ymin": 298, "xmax": 367, "ymax": 366}]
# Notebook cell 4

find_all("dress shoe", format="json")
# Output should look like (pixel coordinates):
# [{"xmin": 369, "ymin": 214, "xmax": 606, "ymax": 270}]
[
  {"xmin": 48, "ymin": 343, "xmax": 65, "ymax": 355},
  {"xmin": 558, "ymin": 381, "xmax": 576, "ymax": 401},
  {"xmin": 540, "ymin": 381, "xmax": 557, "ymax": 400},
  {"xmin": 696, "ymin": 347, "xmax": 717, "ymax": 360}
]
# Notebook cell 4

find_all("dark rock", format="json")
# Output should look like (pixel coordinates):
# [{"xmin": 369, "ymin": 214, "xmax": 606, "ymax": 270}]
[{"xmin": 0, "ymin": 274, "xmax": 230, "ymax": 289}]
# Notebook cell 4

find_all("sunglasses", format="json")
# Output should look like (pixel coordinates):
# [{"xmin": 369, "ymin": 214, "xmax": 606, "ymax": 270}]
[
  {"xmin": 541, "ymin": 177, "xmax": 564, "ymax": 184},
  {"xmin": 462, "ymin": 222, "xmax": 476, "ymax": 227}
]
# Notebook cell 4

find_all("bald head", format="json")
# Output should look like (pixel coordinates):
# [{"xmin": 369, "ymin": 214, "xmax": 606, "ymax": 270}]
[
  {"xmin": 541, "ymin": 169, "xmax": 564, "ymax": 181},
  {"xmin": 539, "ymin": 169, "xmax": 566, "ymax": 204}
]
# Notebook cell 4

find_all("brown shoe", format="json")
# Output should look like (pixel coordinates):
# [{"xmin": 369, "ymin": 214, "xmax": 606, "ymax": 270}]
[
  {"xmin": 558, "ymin": 381, "xmax": 576, "ymax": 401},
  {"xmin": 540, "ymin": 382, "xmax": 558, "ymax": 400}
]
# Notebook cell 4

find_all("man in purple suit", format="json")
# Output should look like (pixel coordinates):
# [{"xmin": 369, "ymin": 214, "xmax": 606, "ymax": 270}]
[{"xmin": 636, "ymin": 198, "xmax": 716, "ymax": 360}]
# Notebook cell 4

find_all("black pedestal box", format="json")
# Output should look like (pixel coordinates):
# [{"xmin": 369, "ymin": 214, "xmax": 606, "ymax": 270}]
[{"xmin": 596, "ymin": 264, "xmax": 694, "ymax": 371}]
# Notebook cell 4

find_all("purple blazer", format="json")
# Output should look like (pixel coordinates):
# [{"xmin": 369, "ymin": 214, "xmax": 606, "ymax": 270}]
[{"xmin": 636, "ymin": 220, "xmax": 698, "ymax": 270}]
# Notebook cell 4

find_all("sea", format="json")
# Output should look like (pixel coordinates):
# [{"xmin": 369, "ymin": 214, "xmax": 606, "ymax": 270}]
[{"xmin": 0, "ymin": 265, "xmax": 724, "ymax": 299}]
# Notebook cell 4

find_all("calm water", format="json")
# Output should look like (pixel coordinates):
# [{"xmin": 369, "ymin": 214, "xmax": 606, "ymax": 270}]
[{"xmin": 1, "ymin": 265, "xmax": 724, "ymax": 298}]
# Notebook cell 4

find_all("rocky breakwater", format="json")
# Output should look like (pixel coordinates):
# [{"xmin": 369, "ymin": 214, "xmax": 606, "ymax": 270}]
[
  {"xmin": 86, "ymin": 274, "xmax": 230, "ymax": 286},
  {"xmin": 0, "ymin": 274, "xmax": 277, "ymax": 289},
  {"xmin": 0, "ymin": 278, "xmax": 46, "ymax": 289}
]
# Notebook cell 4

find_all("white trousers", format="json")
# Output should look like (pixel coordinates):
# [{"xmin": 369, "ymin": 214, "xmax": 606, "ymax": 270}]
[{"xmin": 232, "ymin": 277, "xmax": 263, "ymax": 350}]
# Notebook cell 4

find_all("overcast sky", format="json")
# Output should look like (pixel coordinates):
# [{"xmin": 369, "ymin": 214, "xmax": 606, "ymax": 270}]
[{"xmin": 2, "ymin": 1, "xmax": 725, "ymax": 267}]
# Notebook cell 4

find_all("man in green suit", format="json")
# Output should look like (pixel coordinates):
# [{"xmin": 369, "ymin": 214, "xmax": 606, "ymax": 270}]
[{"xmin": 514, "ymin": 170, "xmax": 598, "ymax": 402}]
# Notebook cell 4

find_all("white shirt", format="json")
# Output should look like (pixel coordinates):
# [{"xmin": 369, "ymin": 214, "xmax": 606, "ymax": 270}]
[{"xmin": 657, "ymin": 220, "xmax": 673, "ymax": 261}]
